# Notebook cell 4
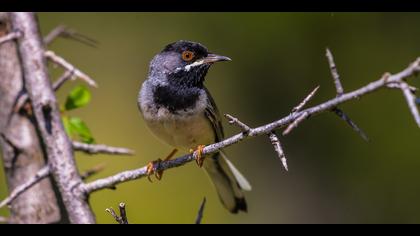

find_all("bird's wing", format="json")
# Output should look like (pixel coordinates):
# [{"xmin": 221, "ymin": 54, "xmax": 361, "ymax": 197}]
[{"xmin": 203, "ymin": 86, "xmax": 225, "ymax": 142}]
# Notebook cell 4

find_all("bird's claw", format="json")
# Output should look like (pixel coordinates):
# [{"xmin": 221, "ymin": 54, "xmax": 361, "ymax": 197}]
[
  {"xmin": 146, "ymin": 158, "xmax": 163, "ymax": 182},
  {"xmin": 190, "ymin": 145, "xmax": 206, "ymax": 168}
]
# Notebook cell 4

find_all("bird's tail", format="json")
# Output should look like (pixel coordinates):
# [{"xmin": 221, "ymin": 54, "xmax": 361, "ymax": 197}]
[{"xmin": 203, "ymin": 151, "xmax": 252, "ymax": 213}]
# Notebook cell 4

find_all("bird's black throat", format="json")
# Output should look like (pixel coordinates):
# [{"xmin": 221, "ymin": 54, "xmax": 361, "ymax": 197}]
[{"xmin": 152, "ymin": 64, "xmax": 210, "ymax": 113}]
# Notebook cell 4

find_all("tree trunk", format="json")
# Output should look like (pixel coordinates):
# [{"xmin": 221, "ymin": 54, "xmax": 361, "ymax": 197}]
[{"xmin": 0, "ymin": 13, "xmax": 64, "ymax": 224}]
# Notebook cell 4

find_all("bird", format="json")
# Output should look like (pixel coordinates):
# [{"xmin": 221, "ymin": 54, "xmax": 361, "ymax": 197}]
[{"xmin": 138, "ymin": 40, "xmax": 252, "ymax": 213}]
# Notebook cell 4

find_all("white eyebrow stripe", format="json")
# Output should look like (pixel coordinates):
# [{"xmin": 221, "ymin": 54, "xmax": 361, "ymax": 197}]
[{"xmin": 184, "ymin": 59, "xmax": 205, "ymax": 71}]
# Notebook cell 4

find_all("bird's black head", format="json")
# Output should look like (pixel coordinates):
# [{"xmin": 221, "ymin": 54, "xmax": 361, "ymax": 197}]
[{"xmin": 149, "ymin": 40, "xmax": 231, "ymax": 88}]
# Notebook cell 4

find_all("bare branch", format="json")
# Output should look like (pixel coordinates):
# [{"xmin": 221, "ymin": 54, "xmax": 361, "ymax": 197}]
[
  {"xmin": 106, "ymin": 202, "xmax": 128, "ymax": 224},
  {"xmin": 224, "ymin": 114, "xmax": 251, "ymax": 133},
  {"xmin": 326, "ymin": 48, "xmax": 344, "ymax": 96},
  {"xmin": 387, "ymin": 82, "xmax": 418, "ymax": 93},
  {"xmin": 292, "ymin": 86, "xmax": 320, "ymax": 113},
  {"xmin": 14, "ymin": 70, "xmax": 74, "ymax": 113},
  {"xmin": 45, "ymin": 50, "xmax": 98, "ymax": 88},
  {"xmin": 44, "ymin": 25, "xmax": 98, "ymax": 47},
  {"xmin": 0, "ymin": 31, "xmax": 21, "ymax": 46},
  {"xmin": 0, "ymin": 166, "xmax": 50, "ymax": 209},
  {"xmin": 268, "ymin": 132, "xmax": 288, "ymax": 171},
  {"xmin": 83, "ymin": 56, "xmax": 420, "ymax": 194},
  {"xmin": 282, "ymin": 112, "xmax": 309, "ymax": 136},
  {"xmin": 81, "ymin": 163, "xmax": 107, "ymax": 180},
  {"xmin": 195, "ymin": 197, "xmax": 206, "ymax": 224},
  {"xmin": 401, "ymin": 82, "xmax": 420, "ymax": 127},
  {"xmin": 72, "ymin": 141, "xmax": 134, "ymax": 156},
  {"xmin": 332, "ymin": 107, "xmax": 369, "ymax": 142}
]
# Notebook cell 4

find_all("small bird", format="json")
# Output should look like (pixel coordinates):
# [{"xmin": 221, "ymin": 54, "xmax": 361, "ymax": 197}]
[{"xmin": 138, "ymin": 40, "xmax": 251, "ymax": 213}]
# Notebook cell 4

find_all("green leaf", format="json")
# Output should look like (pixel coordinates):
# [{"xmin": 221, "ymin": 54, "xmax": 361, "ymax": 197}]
[
  {"xmin": 62, "ymin": 115, "xmax": 72, "ymax": 137},
  {"xmin": 68, "ymin": 117, "xmax": 95, "ymax": 144},
  {"xmin": 65, "ymin": 86, "xmax": 91, "ymax": 111}
]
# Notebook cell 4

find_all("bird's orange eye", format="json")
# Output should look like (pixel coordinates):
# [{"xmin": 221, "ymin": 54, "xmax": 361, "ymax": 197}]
[{"xmin": 182, "ymin": 51, "xmax": 195, "ymax": 61}]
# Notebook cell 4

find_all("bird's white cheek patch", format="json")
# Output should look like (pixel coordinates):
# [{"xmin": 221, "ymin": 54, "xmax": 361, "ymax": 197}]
[{"xmin": 184, "ymin": 60, "xmax": 205, "ymax": 72}]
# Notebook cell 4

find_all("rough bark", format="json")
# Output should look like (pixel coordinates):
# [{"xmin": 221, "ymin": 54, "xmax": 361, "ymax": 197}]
[
  {"xmin": 0, "ymin": 13, "xmax": 62, "ymax": 224},
  {"xmin": 9, "ymin": 12, "xmax": 96, "ymax": 224}
]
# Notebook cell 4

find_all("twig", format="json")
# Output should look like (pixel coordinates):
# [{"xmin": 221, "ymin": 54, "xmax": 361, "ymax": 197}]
[
  {"xmin": 83, "ymin": 56, "xmax": 420, "ymax": 194},
  {"xmin": 14, "ymin": 70, "xmax": 74, "ymax": 113},
  {"xmin": 292, "ymin": 86, "xmax": 320, "ymax": 113},
  {"xmin": 401, "ymin": 82, "xmax": 420, "ymax": 127},
  {"xmin": 224, "ymin": 114, "xmax": 251, "ymax": 133},
  {"xmin": 268, "ymin": 132, "xmax": 288, "ymax": 171},
  {"xmin": 282, "ymin": 112, "xmax": 309, "ymax": 136},
  {"xmin": 72, "ymin": 141, "xmax": 134, "ymax": 155},
  {"xmin": 0, "ymin": 166, "xmax": 50, "ymax": 209},
  {"xmin": 195, "ymin": 197, "xmax": 206, "ymax": 224},
  {"xmin": 332, "ymin": 107, "xmax": 370, "ymax": 142},
  {"xmin": 44, "ymin": 25, "xmax": 98, "ymax": 47},
  {"xmin": 45, "ymin": 50, "xmax": 98, "ymax": 88},
  {"xmin": 0, "ymin": 31, "xmax": 21, "ymax": 46},
  {"xmin": 326, "ymin": 48, "xmax": 344, "ymax": 96},
  {"xmin": 387, "ymin": 82, "xmax": 418, "ymax": 93},
  {"xmin": 81, "ymin": 163, "xmax": 107, "ymax": 180},
  {"xmin": 106, "ymin": 202, "xmax": 128, "ymax": 224}
]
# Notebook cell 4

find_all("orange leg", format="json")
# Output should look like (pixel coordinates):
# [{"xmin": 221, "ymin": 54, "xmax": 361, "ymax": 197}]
[
  {"xmin": 190, "ymin": 145, "xmax": 206, "ymax": 168},
  {"xmin": 146, "ymin": 148, "xmax": 178, "ymax": 182}
]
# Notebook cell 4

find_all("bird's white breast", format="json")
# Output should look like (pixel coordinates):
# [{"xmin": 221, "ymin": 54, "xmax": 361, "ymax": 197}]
[{"xmin": 139, "ymin": 85, "xmax": 214, "ymax": 150}]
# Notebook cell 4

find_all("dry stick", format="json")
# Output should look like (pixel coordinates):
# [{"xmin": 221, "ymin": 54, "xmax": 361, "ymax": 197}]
[
  {"xmin": 106, "ymin": 203, "xmax": 128, "ymax": 224},
  {"xmin": 268, "ymin": 132, "xmax": 288, "ymax": 171},
  {"xmin": 0, "ymin": 166, "xmax": 49, "ymax": 208},
  {"xmin": 292, "ymin": 86, "xmax": 320, "ymax": 113},
  {"xmin": 326, "ymin": 48, "xmax": 344, "ymax": 96},
  {"xmin": 44, "ymin": 25, "xmax": 98, "ymax": 47},
  {"xmin": 195, "ymin": 197, "xmax": 207, "ymax": 224},
  {"xmin": 10, "ymin": 12, "xmax": 96, "ymax": 224},
  {"xmin": 0, "ymin": 31, "xmax": 21, "ymax": 46},
  {"xmin": 401, "ymin": 82, "xmax": 420, "ymax": 127},
  {"xmin": 80, "ymin": 163, "xmax": 107, "ymax": 180},
  {"xmin": 72, "ymin": 141, "xmax": 134, "ymax": 156},
  {"xmin": 14, "ymin": 70, "xmax": 74, "ymax": 113},
  {"xmin": 332, "ymin": 107, "xmax": 370, "ymax": 142},
  {"xmin": 224, "ymin": 114, "xmax": 251, "ymax": 133},
  {"xmin": 45, "ymin": 50, "xmax": 98, "ymax": 88},
  {"xmin": 83, "ymin": 57, "xmax": 420, "ymax": 194},
  {"xmin": 327, "ymin": 48, "xmax": 369, "ymax": 141}
]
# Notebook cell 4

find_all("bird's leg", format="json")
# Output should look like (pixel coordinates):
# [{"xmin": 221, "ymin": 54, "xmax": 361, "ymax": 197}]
[
  {"xmin": 190, "ymin": 145, "xmax": 206, "ymax": 168},
  {"xmin": 146, "ymin": 148, "xmax": 178, "ymax": 182}
]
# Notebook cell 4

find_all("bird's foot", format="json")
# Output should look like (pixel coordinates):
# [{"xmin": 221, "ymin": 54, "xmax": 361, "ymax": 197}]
[
  {"xmin": 190, "ymin": 145, "xmax": 206, "ymax": 168},
  {"xmin": 146, "ymin": 149, "xmax": 178, "ymax": 182}
]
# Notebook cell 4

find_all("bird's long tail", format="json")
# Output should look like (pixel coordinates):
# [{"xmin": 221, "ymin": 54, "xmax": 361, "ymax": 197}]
[{"xmin": 203, "ymin": 151, "xmax": 252, "ymax": 213}]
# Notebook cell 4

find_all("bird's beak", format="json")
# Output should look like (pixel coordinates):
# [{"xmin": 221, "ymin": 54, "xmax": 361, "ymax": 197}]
[{"xmin": 202, "ymin": 53, "xmax": 232, "ymax": 64}]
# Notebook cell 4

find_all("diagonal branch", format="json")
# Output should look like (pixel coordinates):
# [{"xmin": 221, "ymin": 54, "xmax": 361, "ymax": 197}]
[
  {"xmin": 83, "ymin": 56, "xmax": 420, "ymax": 194},
  {"xmin": 326, "ymin": 48, "xmax": 344, "ymax": 96},
  {"xmin": 195, "ymin": 197, "xmax": 207, "ymax": 224},
  {"xmin": 332, "ymin": 107, "xmax": 370, "ymax": 142},
  {"xmin": 45, "ymin": 50, "xmax": 98, "ymax": 87},
  {"xmin": 292, "ymin": 86, "xmax": 320, "ymax": 113},
  {"xmin": 268, "ymin": 132, "xmax": 288, "ymax": 171},
  {"xmin": 0, "ymin": 31, "xmax": 21, "ymax": 46},
  {"xmin": 44, "ymin": 25, "xmax": 98, "ymax": 47},
  {"xmin": 401, "ymin": 82, "xmax": 420, "ymax": 127},
  {"xmin": 0, "ymin": 166, "xmax": 50, "ymax": 209},
  {"xmin": 72, "ymin": 141, "xmax": 134, "ymax": 156},
  {"xmin": 80, "ymin": 163, "xmax": 107, "ymax": 180}
]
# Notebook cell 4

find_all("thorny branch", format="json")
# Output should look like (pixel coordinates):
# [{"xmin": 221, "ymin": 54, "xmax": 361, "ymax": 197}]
[
  {"xmin": 82, "ymin": 52, "xmax": 420, "ymax": 194},
  {"xmin": 72, "ymin": 141, "xmax": 134, "ymax": 156},
  {"xmin": 0, "ymin": 166, "xmax": 50, "ymax": 209}
]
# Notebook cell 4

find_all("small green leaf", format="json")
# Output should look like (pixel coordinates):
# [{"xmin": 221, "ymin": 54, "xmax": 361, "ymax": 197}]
[
  {"xmin": 65, "ymin": 86, "xmax": 91, "ymax": 111},
  {"xmin": 62, "ymin": 115, "xmax": 72, "ymax": 136},
  {"xmin": 68, "ymin": 117, "xmax": 95, "ymax": 144}
]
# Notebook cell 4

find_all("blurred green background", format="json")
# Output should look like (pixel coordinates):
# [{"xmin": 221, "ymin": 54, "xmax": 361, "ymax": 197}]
[{"xmin": 2, "ymin": 12, "xmax": 420, "ymax": 224}]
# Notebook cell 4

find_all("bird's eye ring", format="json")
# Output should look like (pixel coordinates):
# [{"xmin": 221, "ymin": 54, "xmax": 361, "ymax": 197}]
[{"xmin": 182, "ymin": 51, "xmax": 195, "ymax": 61}]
